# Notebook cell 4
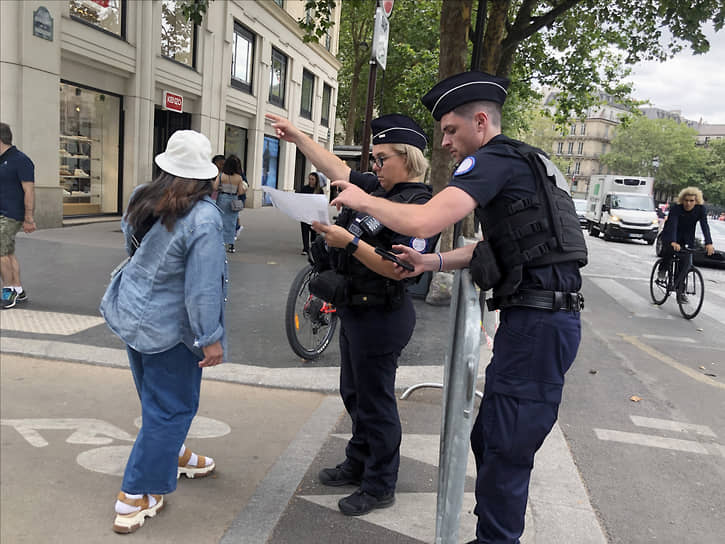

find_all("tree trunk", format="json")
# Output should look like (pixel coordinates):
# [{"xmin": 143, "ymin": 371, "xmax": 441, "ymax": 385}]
[{"xmin": 434, "ymin": 0, "xmax": 473, "ymax": 252}]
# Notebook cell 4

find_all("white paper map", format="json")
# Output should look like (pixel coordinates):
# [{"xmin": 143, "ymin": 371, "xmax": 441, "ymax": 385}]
[{"xmin": 261, "ymin": 187, "xmax": 331, "ymax": 225}]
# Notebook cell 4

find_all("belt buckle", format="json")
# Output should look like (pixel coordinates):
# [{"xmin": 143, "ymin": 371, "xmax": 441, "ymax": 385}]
[{"xmin": 574, "ymin": 292, "xmax": 584, "ymax": 311}]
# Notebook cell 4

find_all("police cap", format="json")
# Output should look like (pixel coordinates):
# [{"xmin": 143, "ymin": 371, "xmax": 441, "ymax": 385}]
[
  {"xmin": 421, "ymin": 71, "xmax": 510, "ymax": 121},
  {"xmin": 371, "ymin": 114, "xmax": 427, "ymax": 151}
]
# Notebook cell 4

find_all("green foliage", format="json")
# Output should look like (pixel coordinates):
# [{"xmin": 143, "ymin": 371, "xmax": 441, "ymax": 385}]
[
  {"xmin": 701, "ymin": 139, "xmax": 725, "ymax": 206},
  {"xmin": 177, "ymin": 0, "xmax": 212, "ymax": 26},
  {"xmin": 601, "ymin": 116, "xmax": 710, "ymax": 198},
  {"xmin": 298, "ymin": 0, "xmax": 338, "ymax": 43}
]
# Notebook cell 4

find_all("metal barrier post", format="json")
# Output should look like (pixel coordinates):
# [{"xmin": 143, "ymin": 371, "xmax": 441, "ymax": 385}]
[{"xmin": 434, "ymin": 261, "xmax": 482, "ymax": 543}]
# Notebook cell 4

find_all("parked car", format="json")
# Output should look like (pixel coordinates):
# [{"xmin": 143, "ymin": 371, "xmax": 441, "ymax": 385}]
[
  {"xmin": 573, "ymin": 198, "xmax": 587, "ymax": 228},
  {"xmin": 655, "ymin": 219, "xmax": 725, "ymax": 269}
]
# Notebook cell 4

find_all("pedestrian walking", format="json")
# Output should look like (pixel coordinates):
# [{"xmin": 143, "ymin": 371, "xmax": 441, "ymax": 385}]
[
  {"xmin": 0, "ymin": 122, "xmax": 35, "ymax": 309},
  {"xmin": 268, "ymin": 112, "xmax": 438, "ymax": 516},
  {"xmin": 99, "ymin": 130, "xmax": 226, "ymax": 534},
  {"xmin": 330, "ymin": 71, "xmax": 587, "ymax": 543},
  {"xmin": 216, "ymin": 154, "xmax": 246, "ymax": 253}
]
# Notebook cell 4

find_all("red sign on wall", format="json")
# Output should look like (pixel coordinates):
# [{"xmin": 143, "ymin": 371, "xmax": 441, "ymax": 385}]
[
  {"xmin": 91, "ymin": 0, "xmax": 110, "ymax": 7},
  {"xmin": 163, "ymin": 91, "xmax": 183, "ymax": 113}
]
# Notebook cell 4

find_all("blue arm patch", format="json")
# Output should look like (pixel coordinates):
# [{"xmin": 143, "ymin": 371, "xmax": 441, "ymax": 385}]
[{"xmin": 454, "ymin": 156, "xmax": 476, "ymax": 176}]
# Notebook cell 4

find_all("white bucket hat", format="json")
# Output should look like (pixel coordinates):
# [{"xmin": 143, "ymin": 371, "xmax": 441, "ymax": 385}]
[{"xmin": 154, "ymin": 130, "xmax": 219, "ymax": 180}]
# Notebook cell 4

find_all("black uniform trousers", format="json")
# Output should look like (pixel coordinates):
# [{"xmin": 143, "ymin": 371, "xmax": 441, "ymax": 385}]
[
  {"xmin": 471, "ymin": 307, "xmax": 581, "ymax": 544},
  {"xmin": 337, "ymin": 294, "xmax": 416, "ymax": 498}
]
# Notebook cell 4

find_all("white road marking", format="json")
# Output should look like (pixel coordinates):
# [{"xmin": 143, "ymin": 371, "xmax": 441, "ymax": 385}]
[
  {"xmin": 0, "ymin": 418, "xmax": 134, "ymax": 447},
  {"xmin": 133, "ymin": 415, "xmax": 231, "ymax": 438},
  {"xmin": 590, "ymin": 277, "xmax": 670, "ymax": 318},
  {"xmin": 630, "ymin": 416, "xmax": 716, "ymax": 437},
  {"xmin": 309, "ymin": 426, "xmax": 607, "ymax": 544},
  {"xmin": 77, "ymin": 445, "xmax": 131, "ymax": 476},
  {"xmin": 641, "ymin": 334, "xmax": 696, "ymax": 343},
  {"xmin": 0, "ymin": 309, "xmax": 104, "ymax": 335},
  {"xmin": 594, "ymin": 428, "xmax": 723, "ymax": 456}
]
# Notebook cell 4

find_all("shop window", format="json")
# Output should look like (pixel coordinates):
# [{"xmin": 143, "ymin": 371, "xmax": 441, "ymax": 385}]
[
  {"xmin": 262, "ymin": 136, "xmax": 280, "ymax": 205},
  {"xmin": 273, "ymin": 0, "xmax": 284, "ymax": 6},
  {"xmin": 224, "ymin": 124, "xmax": 248, "ymax": 175},
  {"xmin": 161, "ymin": 0, "xmax": 196, "ymax": 68},
  {"xmin": 300, "ymin": 70, "xmax": 315, "ymax": 120},
  {"xmin": 269, "ymin": 48, "xmax": 287, "ymax": 107},
  {"xmin": 59, "ymin": 82, "xmax": 121, "ymax": 216},
  {"xmin": 232, "ymin": 22, "xmax": 254, "ymax": 93},
  {"xmin": 69, "ymin": 0, "xmax": 124, "ymax": 37},
  {"xmin": 321, "ymin": 83, "xmax": 332, "ymax": 127}
]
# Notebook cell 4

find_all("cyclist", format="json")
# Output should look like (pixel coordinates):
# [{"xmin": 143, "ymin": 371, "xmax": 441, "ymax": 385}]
[{"xmin": 658, "ymin": 187, "xmax": 714, "ymax": 300}]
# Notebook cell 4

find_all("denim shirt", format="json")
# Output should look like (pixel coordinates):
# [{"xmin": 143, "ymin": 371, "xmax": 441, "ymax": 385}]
[{"xmin": 100, "ymin": 196, "xmax": 228, "ymax": 359}]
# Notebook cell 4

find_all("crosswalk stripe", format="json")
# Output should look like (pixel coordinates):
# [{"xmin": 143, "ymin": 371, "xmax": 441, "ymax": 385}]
[{"xmin": 589, "ymin": 277, "xmax": 671, "ymax": 318}]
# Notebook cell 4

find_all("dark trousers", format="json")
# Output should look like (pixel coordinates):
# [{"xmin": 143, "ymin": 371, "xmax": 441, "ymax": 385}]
[
  {"xmin": 658, "ymin": 245, "xmax": 692, "ymax": 288},
  {"xmin": 337, "ymin": 296, "xmax": 415, "ymax": 497},
  {"xmin": 300, "ymin": 222, "xmax": 317, "ymax": 252},
  {"xmin": 471, "ymin": 308, "xmax": 581, "ymax": 543}
]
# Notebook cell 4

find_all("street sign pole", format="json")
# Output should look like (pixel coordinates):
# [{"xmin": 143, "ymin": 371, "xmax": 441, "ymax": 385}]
[{"xmin": 360, "ymin": 2, "xmax": 391, "ymax": 172}]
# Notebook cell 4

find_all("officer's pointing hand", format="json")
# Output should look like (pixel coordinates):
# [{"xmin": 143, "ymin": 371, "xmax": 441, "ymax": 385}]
[
  {"xmin": 330, "ymin": 181, "xmax": 370, "ymax": 212},
  {"xmin": 265, "ymin": 113, "xmax": 301, "ymax": 143}
]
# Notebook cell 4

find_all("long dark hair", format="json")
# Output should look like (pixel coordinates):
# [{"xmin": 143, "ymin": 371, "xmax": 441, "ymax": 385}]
[
  {"xmin": 222, "ymin": 154, "xmax": 243, "ymax": 176},
  {"xmin": 126, "ymin": 172, "xmax": 213, "ymax": 236}
]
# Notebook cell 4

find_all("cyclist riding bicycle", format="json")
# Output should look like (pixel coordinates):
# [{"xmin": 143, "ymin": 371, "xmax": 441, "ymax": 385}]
[{"xmin": 657, "ymin": 187, "xmax": 714, "ymax": 300}]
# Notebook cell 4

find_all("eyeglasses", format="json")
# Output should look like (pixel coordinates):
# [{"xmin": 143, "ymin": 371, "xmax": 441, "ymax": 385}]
[{"xmin": 370, "ymin": 152, "xmax": 406, "ymax": 169}]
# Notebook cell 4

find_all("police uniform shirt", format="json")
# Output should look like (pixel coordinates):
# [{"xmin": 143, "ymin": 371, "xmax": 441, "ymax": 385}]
[
  {"xmin": 348, "ymin": 170, "xmax": 436, "ymax": 254},
  {"xmin": 448, "ymin": 135, "xmax": 581, "ymax": 292}
]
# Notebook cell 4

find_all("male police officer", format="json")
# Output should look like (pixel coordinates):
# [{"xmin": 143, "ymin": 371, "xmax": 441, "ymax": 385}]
[{"xmin": 331, "ymin": 71, "xmax": 587, "ymax": 543}]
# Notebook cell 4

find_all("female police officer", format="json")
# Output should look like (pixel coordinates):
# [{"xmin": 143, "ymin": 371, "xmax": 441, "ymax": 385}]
[
  {"xmin": 267, "ymin": 113, "xmax": 439, "ymax": 516},
  {"xmin": 329, "ymin": 72, "xmax": 587, "ymax": 543}
]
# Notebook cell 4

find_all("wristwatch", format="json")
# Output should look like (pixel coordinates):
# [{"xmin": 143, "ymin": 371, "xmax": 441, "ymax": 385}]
[{"xmin": 345, "ymin": 235, "xmax": 360, "ymax": 256}]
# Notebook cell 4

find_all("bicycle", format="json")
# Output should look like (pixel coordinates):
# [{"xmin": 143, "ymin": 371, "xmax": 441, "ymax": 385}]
[
  {"xmin": 649, "ymin": 248, "xmax": 705, "ymax": 319},
  {"xmin": 285, "ymin": 264, "xmax": 339, "ymax": 359}
]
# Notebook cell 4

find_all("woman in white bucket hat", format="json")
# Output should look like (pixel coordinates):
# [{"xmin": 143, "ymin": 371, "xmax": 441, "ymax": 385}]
[{"xmin": 100, "ymin": 130, "xmax": 227, "ymax": 533}]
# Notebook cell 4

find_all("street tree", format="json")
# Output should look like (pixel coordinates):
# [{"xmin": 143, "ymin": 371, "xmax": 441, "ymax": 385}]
[
  {"xmin": 702, "ymin": 139, "xmax": 725, "ymax": 207},
  {"xmin": 600, "ymin": 115, "xmax": 709, "ymax": 201}
]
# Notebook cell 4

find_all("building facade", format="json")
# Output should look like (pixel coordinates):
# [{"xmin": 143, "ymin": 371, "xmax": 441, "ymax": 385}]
[
  {"xmin": 546, "ymin": 91, "xmax": 630, "ymax": 199},
  {"xmin": 1, "ymin": 0, "xmax": 341, "ymax": 228}
]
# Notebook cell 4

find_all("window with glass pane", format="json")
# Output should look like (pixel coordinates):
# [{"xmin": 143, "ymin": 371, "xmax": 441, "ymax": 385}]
[
  {"xmin": 232, "ymin": 22, "xmax": 254, "ymax": 93},
  {"xmin": 59, "ymin": 82, "xmax": 121, "ymax": 216},
  {"xmin": 300, "ymin": 70, "xmax": 314, "ymax": 120},
  {"xmin": 567, "ymin": 142, "xmax": 574, "ymax": 154},
  {"xmin": 273, "ymin": 0, "xmax": 284, "ymax": 6},
  {"xmin": 160, "ymin": 0, "xmax": 195, "ymax": 67},
  {"xmin": 321, "ymin": 84, "xmax": 331, "ymax": 127},
  {"xmin": 269, "ymin": 48, "xmax": 287, "ymax": 107},
  {"xmin": 577, "ymin": 142, "xmax": 583, "ymax": 154},
  {"xmin": 69, "ymin": 0, "xmax": 123, "ymax": 36}
]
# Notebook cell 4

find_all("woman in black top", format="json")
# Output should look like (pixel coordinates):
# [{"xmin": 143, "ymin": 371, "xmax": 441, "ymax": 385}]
[{"xmin": 300, "ymin": 172, "xmax": 323, "ymax": 255}]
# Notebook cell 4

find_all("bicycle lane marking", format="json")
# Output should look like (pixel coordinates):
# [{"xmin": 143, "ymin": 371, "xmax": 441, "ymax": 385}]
[{"xmin": 619, "ymin": 334, "xmax": 725, "ymax": 390}]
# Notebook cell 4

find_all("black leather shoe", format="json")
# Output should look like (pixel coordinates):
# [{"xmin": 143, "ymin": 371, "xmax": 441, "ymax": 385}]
[
  {"xmin": 318, "ymin": 462, "xmax": 362, "ymax": 487},
  {"xmin": 338, "ymin": 489, "xmax": 395, "ymax": 516}
]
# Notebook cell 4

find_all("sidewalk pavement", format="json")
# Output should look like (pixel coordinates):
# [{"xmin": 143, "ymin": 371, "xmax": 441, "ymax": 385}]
[{"xmin": 0, "ymin": 208, "xmax": 608, "ymax": 543}]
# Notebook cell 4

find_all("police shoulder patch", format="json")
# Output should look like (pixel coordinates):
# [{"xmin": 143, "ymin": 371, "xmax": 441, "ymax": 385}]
[
  {"xmin": 454, "ymin": 156, "xmax": 476, "ymax": 176},
  {"xmin": 410, "ymin": 237, "xmax": 427, "ymax": 252}
]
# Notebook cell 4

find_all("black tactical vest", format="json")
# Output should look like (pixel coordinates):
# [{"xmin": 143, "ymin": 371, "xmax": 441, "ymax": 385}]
[
  {"xmin": 476, "ymin": 138, "xmax": 588, "ymax": 298},
  {"xmin": 334, "ymin": 182, "xmax": 432, "ymax": 305}
]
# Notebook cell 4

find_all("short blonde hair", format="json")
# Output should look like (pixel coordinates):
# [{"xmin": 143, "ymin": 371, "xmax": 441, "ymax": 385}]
[
  {"xmin": 390, "ymin": 143, "xmax": 429, "ymax": 180},
  {"xmin": 677, "ymin": 187, "xmax": 704, "ymax": 205}
]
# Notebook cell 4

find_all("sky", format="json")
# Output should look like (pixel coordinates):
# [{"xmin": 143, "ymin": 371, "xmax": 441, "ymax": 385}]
[{"xmin": 626, "ymin": 24, "xmax": 725, "ymax": 125}]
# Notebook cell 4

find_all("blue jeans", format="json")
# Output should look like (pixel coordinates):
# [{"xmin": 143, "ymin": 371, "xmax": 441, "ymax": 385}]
[
  {"xmin": 216, "ymin": 193, "xmax": 239, "ymax": 244},
  {"xmin": 121, "ymin": 343, "xmax": 202, "ymax": 495}
]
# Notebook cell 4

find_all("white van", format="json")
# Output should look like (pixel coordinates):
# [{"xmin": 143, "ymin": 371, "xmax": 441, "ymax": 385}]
[{"xmin": 585, "ymin": 175, "xmax": 659, "ymax": 244}]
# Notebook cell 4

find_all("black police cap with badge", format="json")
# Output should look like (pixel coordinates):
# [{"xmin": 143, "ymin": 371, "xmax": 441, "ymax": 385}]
[
  {"xmin": 371, "ymin": 114, "xmax": 427, "ymax": 151},
  {"xmin": 421, "ymin": 70, "xmax": 510, "ymax": 121}
]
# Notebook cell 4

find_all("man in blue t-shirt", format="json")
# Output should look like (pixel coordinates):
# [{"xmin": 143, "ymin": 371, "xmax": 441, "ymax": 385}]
[{"xmin": 0, "ymin": 122, "xmax": 36, "ymax": 309}]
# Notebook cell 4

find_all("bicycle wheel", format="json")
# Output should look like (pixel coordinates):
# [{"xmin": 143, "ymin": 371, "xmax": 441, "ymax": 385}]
[
  {"xmin": 285, "ymin": 265, "xmax": 338, "ymax": 360},
  {"xmin": 649, "ymin": 259, "xmax": 669, "ymax": 305},
  {"xmin": 677, "ymin": 267, "xmax": 704, "ymax": 319}
]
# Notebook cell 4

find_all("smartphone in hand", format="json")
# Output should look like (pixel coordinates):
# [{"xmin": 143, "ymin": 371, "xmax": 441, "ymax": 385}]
[{"xmin": 375, "ymin": 247, "xmax": 415, "ymax": 272}]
